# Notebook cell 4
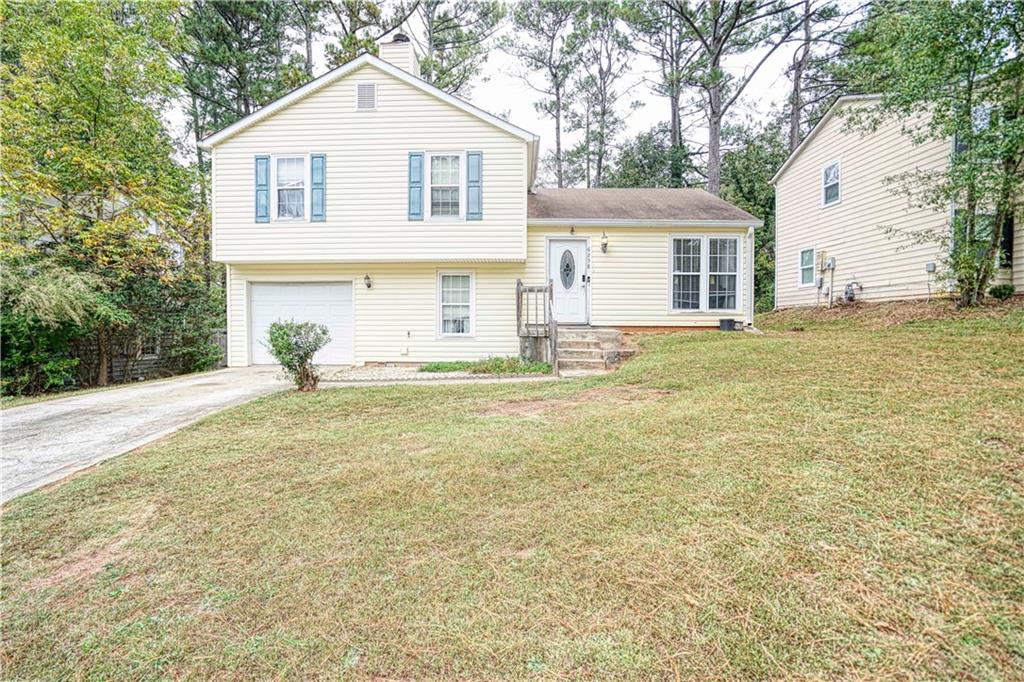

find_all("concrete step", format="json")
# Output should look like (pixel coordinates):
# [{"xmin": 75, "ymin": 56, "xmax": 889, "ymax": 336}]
[
  {"xmin": 557, "ymin": 339, "xmax": 602, "ymax": 351},
  {"xmin": 557, "ymin": 357, "xmax": 608, "ymax": 371},
  {"xmin": 558, "ymin": 348, "xmax": 606, "ymax": 360},
  {"xmin": 559, "ymin": 368, "xmax": 609, "ymax": 378},
  {"xmin": 557, "ymin": 327, "xmax": 623, "ymax": 344}
]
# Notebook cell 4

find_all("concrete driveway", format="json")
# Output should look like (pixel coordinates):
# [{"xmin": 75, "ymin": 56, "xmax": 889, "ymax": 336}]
[{"xmin": 2, "ymin": 367, "xmax": 288, "ymax": 503}]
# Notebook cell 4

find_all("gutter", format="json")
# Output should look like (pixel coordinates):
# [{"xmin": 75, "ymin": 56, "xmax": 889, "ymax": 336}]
[{"xmin": 527, "ymin": 219, "xmax": 764, "ymax": 229}]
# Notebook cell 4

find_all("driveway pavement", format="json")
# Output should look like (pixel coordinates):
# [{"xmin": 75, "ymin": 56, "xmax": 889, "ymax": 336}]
[{"xmin": 1, "ymin": 367, "xmax": 288, "ymax": 503}]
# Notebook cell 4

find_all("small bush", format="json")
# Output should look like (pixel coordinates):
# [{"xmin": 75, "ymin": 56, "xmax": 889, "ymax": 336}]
[
  {"xmin": 420, "ymin": 357, "xmax": 551, "ymax": 375},
  {"xmin": 988, "ymin": 283, "xmax": 1015, "ymax": 301},
  {"xmin": 266, "ymin": 320, "xmax": 331, "ymax": 391}
]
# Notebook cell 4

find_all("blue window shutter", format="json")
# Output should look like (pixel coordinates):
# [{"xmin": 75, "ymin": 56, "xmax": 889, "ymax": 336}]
[
  {"xmin": 466, "ymin": 151, "xmax": 482, "ymax": 220},
  {"xmin": 408, "ymin": 152, "xmax": 424, "ymax": 220},
  {"xmin": 310, "ymin": 154, "xmax": 326, "ymax": 221},
  {"xmin": 255, "ymin": 155, "xmax": 270, "ymax": 223}
]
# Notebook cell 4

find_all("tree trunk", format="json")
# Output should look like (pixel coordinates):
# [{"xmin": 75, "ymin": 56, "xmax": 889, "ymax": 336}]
[
  {"xmin": 305, "ymin": 24, "xmax": 314, "ymax": 77},
  {"xmin": 789, "ymin": 1, "xmax": 812, "ymax": 152},
  {"xmin": 707, "ymin": 85, "xmax": 722, "ymax": 196},
  {"xmin": 191, "ymin": 93, "xmax": 212, "ymax": 290},
  {"xmin": 96, "ymin": 328, "xmax": 110, "ymax": 387},
  {"xmin": 669, "ymin": 89, "xmax": 682, "ymax": 185},
  {"xmin": 554, "ymin": 87, "xmax": 564, "ymax": 188}
]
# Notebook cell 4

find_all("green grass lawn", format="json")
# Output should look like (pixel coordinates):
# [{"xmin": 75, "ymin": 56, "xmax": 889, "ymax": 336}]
[{"xmin": 3, "ymin": 302, "xmax": 1023, "ymax": 679}]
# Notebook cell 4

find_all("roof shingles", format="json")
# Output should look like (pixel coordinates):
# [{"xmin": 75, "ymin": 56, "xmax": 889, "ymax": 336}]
[{"xmin": 527, "ymin": 188, "xmax": 760, "ymax": 224}]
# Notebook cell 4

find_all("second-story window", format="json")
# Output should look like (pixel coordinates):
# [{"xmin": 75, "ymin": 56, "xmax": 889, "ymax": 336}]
[
  {"xmin": 822, "ymin": 161, "xmax": 841, "ymax": 206},
  {"xmin": 429, "ymin": 153, "xmax": 461, "ymax": 217},
  {"xmin": 276, "ymin": 157, "xmax": 306, "ymax": 219}
]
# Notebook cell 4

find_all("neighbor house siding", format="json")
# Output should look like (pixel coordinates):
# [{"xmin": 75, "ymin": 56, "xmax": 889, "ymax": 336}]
[
  {"xmin": 775, "ymin": 102, "xmax": 952, "ymax": 308},
  {"xmin": 525, "ymin": 225, "xmax": 754, "ymax": 327},
  {"xmin": 212, "ymin": 64, "xmax": 527, "ymax": 264},
  {"xmin": 225, "ymin": 263, "xmax": 522, "ymax": 366}
]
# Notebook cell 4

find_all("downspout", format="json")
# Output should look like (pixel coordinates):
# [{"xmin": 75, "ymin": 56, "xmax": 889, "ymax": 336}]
[{"xmin": 746, "ymin": 226, "xmax": 755, "ymax": 325}]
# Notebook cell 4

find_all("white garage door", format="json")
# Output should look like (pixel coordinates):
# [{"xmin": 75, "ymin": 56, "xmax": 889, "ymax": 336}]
[{"xmin": 250, "ymin": 282, "xmax": 353, "ymax": 365}]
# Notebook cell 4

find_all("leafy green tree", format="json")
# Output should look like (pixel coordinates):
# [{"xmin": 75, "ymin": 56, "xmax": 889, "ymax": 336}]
[
  {"xmin": 322, "ymin": 0, "xmax": 417, "ymax": 68},
  {"xmin": 502, "ymin": 0, "xmax": 582, "ymax": 187},
  {"xmin": 841, "ymin": 0, "xmax": 1024, "ymax": 306},
  {"xmin": 2, "ymin": 0, "xmax": 222, "ymax": 390},
  {"xmin": 603, "ymin": 124, "xmax": 704, "ymax": 188},
  {"xmin": 720, "ymin": 118, "xmax": 790, "ymax": 311},
  {"xmin": 417, "ymin": 0, "xmax": 506, "ymax": 95}
]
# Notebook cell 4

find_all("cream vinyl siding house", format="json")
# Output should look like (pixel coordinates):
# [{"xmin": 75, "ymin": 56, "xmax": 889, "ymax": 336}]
[
  {"xmin": 773, "ymin": 95, "xmax": 1021, "ymax": 308},
  {"xmin": 205, "ymin": 36, "xmax": 762, "ymax": 368}
]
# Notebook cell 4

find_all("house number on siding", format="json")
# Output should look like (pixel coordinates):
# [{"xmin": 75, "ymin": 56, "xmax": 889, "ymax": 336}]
[{"xmin": 560, "ymin": 250, "xmax": 575, "ymax": 289}]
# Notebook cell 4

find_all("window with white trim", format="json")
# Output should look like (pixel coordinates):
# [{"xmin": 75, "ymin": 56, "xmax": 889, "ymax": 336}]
[
  {"xmin": 275, "ymin": 156, "xmax": 306, "ymax": 219},
  {"xmin": 429, "ymin": 153, "xmax": 461, "ymax": 217},
  {"xmin": 822, "ymin": 161, "xmax": 840, "ymax": 206},
  {"xmin": 799, "ymin": 248, "xmax": 815, "ymax": 286},
  {"xmin": 670, "ymin": 235, "xmax": 741, "ymax": 312},
  {"xmin": 671, "ymin": 238, "xmax": 701, "ymax": 310},
  {"xmin": 708, "ymin": 237, "xmax": 739, "ymax": 310},
  {"xmin": 438, "ymin": 272, "xmax": 473, "ymax": 336}
]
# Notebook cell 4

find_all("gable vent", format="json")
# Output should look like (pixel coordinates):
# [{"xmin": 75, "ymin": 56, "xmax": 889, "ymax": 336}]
[{"xmin": 356, "ymin": 83, "xmax": 377, "ymax": 110}]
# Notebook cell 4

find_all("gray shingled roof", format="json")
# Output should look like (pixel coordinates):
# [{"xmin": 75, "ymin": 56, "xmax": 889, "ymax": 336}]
[{"xmin": 527, "ymin": 188, "xmax": 760, "ymax": 223}]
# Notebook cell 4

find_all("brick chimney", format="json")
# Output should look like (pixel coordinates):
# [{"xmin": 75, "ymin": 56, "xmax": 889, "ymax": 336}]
[{"xmin": 378, "ymin": 33, "xmax": 420, "ymax": 77}]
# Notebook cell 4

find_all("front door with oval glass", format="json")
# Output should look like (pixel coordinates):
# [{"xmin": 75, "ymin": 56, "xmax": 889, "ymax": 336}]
[{"xmin": 547, "ymin": 238, "xmax": 588, "ymax": 324}]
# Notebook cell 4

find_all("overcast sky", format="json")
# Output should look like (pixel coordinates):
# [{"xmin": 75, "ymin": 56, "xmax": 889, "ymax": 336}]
[{"xmin": 171, "ymin": 9, "xmax": 818, "ymax": 179}]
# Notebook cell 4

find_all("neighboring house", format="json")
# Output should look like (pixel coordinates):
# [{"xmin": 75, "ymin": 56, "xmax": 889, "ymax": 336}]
[
  {"xmin": 772, "ymin": 94, "xmax": 1022, "ymax": 309},
  {"xmin": 201, "ymin": 35, "xmax": 761, "ymax": 368}
]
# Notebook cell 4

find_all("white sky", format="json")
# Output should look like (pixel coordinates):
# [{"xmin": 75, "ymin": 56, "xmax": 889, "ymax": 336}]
[{"xmin": 170, "ymin": 12, "xmax": 806, "ymax": 181}]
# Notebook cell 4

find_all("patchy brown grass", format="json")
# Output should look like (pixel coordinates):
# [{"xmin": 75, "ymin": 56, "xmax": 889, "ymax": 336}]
[
  {"xmin": 2, "ymin": 308, "xmax": 1023, "ymax": 679},
  {"xmin": 476, "ymin": 386, "xmax": 673, "ymax": 417},
  {"xmin": 761, "ymin": 295, "xmax": 1024, "ymax": 331}
]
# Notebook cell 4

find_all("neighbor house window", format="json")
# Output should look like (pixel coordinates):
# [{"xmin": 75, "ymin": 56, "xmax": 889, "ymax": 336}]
[
  {"xmin": 671, "ymin": 238, "xmax": 701, "ymax": 310},
  {"xmin": 429, "ymin": 153, "xmax": 461, "ymax": 217},
  {"xmin": 822, "ymin": 161, "xmax": 840, "ymax": 206},
  {"xmin": 669, "ymin": 235, "xmax": 742, "ymax": 312},
  {"xmin": 276, "ymin": 156, "xmax": 306, "ymax": 219},
  {"xmin": 139, "ymin": 334, "xmax": 160, "ymax": 359},
  {"xmin": 438, "ymin": 272, "xmax": 473, "ymax": 336},
  {"xmin": 799, "ymin": 248, "xmax": 815, "ymax": 286},
  {"xmin": 708, "ymin": 237, "xmax": 739, "ymax": 310}
]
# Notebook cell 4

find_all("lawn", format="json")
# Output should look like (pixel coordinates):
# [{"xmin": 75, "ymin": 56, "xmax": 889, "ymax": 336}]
[{"xmin": 3, "ymin": 301, "xmax": 1023, "ymax": 679}]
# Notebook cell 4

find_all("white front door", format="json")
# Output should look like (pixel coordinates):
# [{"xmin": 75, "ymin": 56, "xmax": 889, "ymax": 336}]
[
  {"xmin": 249, "ymin": 282, "xmax": 354, "ymax": 365},
  {"xmin": 548, "ymin": 238, "xmax": 588, "ymax": 324}
]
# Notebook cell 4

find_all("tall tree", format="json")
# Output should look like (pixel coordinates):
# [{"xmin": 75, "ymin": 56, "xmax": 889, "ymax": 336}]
[
  {"xmin": 291, "ymin": 0, "xmax": 328, "ymax": 79},
  {"xmin": 417, "ymin": 0, "xmax": 506, "ymax": 94},
  {"xmin": 502, "ymin": 0, "xmax": 582, "ymax": 187},
  {"xmin": 322, "ymin": 0, "xmax": 418, "ymax": 68},
  {"xmin": 784, "ymin": 0, "xmax": 856, "ymax": 151},
  {"xmin": 663, "ymin": 0, "xmax": 802, "ymax": 195},
  {"xmin": 624, "ymin": 1, "xmax": 694, "ymax": 185},
  {"xmin": 841, "ymin": 0, "xmax": 1024, "ymax": 306},
  {"xmin": 568, "ymin": 1, "xmax": 634, "ymax": 188}
]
